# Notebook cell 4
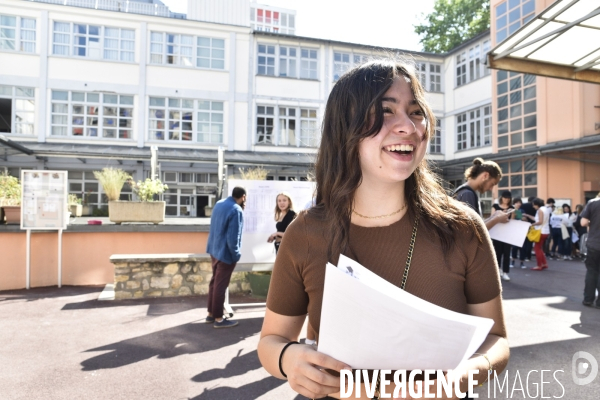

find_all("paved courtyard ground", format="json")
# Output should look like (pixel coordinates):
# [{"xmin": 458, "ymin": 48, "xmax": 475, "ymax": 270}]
[{"xmin": 1, "ymin": 257, "xmax": 599, "ymax": 399}]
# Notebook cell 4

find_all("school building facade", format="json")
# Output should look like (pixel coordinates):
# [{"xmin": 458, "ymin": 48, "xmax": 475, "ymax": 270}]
[{"xmin": 1, "ymin": 0, "xmax": 599, "ymax": 219}]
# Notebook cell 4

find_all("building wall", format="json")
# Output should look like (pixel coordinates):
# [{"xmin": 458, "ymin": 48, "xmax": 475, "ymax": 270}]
[
  {"xmin": 0, "ymin": 230, "xmax": 209, "ymax": 291},
  {"xmin": 490, "ymin": 0, "xmax": 600, "ymax": 204}
]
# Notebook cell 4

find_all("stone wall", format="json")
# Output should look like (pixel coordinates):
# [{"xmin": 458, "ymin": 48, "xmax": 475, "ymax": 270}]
[{"xmin": 109, "ymin": 253, "xmax": 250, "ymax": 299}]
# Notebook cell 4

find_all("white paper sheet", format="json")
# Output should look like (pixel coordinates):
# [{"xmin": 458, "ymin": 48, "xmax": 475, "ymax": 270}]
[
  {"xmin": 488, "ymin": 219, "xmax": 531, "ymax": 247},
  {"xmin": 317, "ymin": 255, "xmax": 494, "ymax": 371}
]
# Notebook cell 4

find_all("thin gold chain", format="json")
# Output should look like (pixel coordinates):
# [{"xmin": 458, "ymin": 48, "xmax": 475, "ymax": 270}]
[
  {"xmin": 352, "ymin": 203, "xmax": 407, "ymax": 219},
  {"xmin": 400, "ymin": 216, "xmax": 419, "ymax": 290}
]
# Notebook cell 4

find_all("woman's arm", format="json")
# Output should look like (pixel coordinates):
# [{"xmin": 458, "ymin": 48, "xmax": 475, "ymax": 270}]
[
  {"xmin": 460, "ymin": 295, "xmax": 510, "ymax": 391},
  {"xmin": 532, "ymin": 209, "xmax": 544, "ymax": 226},
  {"xmin": 258, "ymin": 308, "xmax": 350, "ymax": 399}
]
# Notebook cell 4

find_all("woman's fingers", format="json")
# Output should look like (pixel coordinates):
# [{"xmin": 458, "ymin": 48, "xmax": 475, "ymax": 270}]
[{"xmin": 283, "ymin": 345, "xmax": 351, "ymax": 397}]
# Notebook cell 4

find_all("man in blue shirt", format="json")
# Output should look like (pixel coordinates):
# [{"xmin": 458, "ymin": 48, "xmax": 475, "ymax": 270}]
[{"xmin": 205, "ymin": 186, "xmax": 246, "ymax": 328}]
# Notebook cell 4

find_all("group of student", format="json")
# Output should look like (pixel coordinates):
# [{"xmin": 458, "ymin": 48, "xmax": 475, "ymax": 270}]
[{"xmin": 489, "ymin": 195, "xmax": 588, "ymax": 280}]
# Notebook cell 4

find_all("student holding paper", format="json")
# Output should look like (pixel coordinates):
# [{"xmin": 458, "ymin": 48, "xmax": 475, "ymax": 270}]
[{"xmin": 257, "ymin": 58, "xmax": 509, "ymax": 399}]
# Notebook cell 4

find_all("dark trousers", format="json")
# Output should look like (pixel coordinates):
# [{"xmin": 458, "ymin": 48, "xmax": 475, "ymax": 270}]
[
  {"xmin": 550, "ymin": 227, "xmax": 564, "ymax": 255},
  {"xmin": 493, "ymin": 239, "xmax": 512, "ymax": 274},
  {"xmin": 584, "ymin": 248, "xmax": 600, "ymax": 306},
  {"xmin": 523, "ymin": 237, "xmax": 533, "ymax": 260},
  {"xmin": 207, "ymin": 255, "xmax": 237, "ymax": 319},
  {"xmin": 563, "ymin": 228, "xmax": 573, "ymax": 256}
]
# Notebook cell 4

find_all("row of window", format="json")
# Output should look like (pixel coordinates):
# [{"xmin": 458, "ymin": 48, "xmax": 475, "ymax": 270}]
[
  {"xmin": 0, "ymin": 86, "xmax": 481, "ymax": 152},
  {"xmin": 2, "ymin": 14, "xmax": 470, "ymax": 88}
]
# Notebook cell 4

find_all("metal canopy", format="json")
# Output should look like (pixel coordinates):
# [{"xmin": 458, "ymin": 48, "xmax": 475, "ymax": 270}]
[{"xmin": 488, "ymin": 0, "xmax": 600, "ymax": 83}]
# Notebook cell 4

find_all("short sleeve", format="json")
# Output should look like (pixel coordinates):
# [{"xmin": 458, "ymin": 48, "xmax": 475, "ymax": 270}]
[
  {"xmin": 456, "ymin": 189, "xmax": 479, "ymax": 213},
  {"xmin": 266, "ymin": 213, "xmax": 310, "ymax": 316},
  {"xmin": 463, "ymin": 209, "xmax": 502, "ymax": 304}
]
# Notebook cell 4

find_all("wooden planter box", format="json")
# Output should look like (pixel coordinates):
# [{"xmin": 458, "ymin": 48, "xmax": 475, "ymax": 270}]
[
  {"xmin": 2, "ymin": 206, "xmax": 21, "ymax": 225},
  {"xmin": 108, "ymin": 201, "xmax": 166, "ymax": 225}
]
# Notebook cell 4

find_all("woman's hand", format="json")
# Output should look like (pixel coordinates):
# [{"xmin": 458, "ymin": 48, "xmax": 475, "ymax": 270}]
[
  {"xmin": 281, "ymin": 343, "xmax": 350, "ymax": 399},
  {"xmin": 267, "ymin": 233, "xmax": 277, "ymax": 243}
]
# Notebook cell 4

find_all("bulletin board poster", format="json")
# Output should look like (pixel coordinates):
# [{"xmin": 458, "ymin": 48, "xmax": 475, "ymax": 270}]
[
  {"xmin": 21, "ymin": 170, "xmax": 68, "ymax": 230},
  {"xmin": 226, "ymin": 179, "xmax": 316, "ymax": 264}
]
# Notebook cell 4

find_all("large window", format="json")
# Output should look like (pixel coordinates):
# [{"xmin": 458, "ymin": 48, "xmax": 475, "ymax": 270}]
[
  {"xmin": 0, "ymin": 86, "xmax": 35, "ymax": 135},
  {"xmin": 52, "ymin": 22, "xmax": 134, "ymax": 61},
  {"xmin": 456, "ymin": 105, "xmax": 492, "ymax": 150},
  {"xmin": 334, "ymin": 52, "xmax": 369, "ymax": 81},
  {"xmin": 148, "ymin": 97, "xmax": 224, "ymax": 144},
  {"xmin": 456, "ymin": 39, "xmax": 490, "ymax": 87},
  {"xmin": 0, "ymin": 14, "xmax": 36, "ymax": 53},
  {"xmin": 417, "ymin": 62, "xmax": 442, "ymax": 92},
  {"xmin": 257, "ymin": 43, "xmax": 319, "ymax": 79},
  {"xmin": 257, "ymin": 105, "xmax": 319, "ymax": 147},
  {"xmin": 497, "ymin": 71, "xmax": 536, "ymax": 150},
  {"xmin": 496, "ymin": 0, "xmax": 536, "ymax": 44},
  {"xmin": 497, "ymin": 158, "xmax": 538, "ymax": 200},
  {"xmin": 51, "ymin": 91, "xmax": 133, "ymax": 139},
  {"xmin": 150, "ymin": 32, "xmax": 225, "ymax": 69},
  {"xmin": 250, "ymin": 7, "xmax": 295, "ymax": 34}
]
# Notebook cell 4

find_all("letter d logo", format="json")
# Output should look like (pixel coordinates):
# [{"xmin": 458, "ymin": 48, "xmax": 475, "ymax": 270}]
[{"xmin": 572, "ymin": 351, "xmax": 598, "ymax": 386}]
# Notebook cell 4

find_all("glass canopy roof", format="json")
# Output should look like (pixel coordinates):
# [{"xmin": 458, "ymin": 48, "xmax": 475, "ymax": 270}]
[{"xmin": 488, "ymin": 0, "xmax": 600, "ymax": 83}]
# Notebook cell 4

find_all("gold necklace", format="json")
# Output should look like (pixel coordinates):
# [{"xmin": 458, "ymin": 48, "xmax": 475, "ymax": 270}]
[{"xmin": 352, "ymin": 203, "xmax": 407, "ymax": 219}]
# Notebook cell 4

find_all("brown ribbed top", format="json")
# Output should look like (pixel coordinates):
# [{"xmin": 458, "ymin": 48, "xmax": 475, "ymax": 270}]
[{"xmin": 267, "ymin": 206, "xmax": 502, "ymax": 336}]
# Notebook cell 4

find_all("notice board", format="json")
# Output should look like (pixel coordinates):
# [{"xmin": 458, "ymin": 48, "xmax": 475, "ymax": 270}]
[
  {"xmin": 225, "ymin": 179, "xmax": 316, "ymax": 264},
  {"xmin": 21, "ymin": 170, "xmax": 68, "ymax": 230}
]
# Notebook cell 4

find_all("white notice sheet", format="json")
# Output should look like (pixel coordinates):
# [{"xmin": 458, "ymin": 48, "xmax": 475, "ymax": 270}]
[
  {"xmin": 488, "ymin": 219, "xmax": 531, "ymax": 247},
  {"xmin": 317, "ymin": 255, "xmax": 494, "ymax": 371}
]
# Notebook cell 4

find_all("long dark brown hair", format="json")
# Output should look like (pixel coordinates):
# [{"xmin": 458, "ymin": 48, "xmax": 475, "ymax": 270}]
[{"xmin": 310, "ymin": 58, "xmax": 480, "ymax": 260}]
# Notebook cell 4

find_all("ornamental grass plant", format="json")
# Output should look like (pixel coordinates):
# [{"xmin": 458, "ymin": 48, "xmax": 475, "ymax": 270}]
[
  {"xmin": 238, "ymin": 166, "xmax": 270, "ymax": 180},
  {"xmin": 129, "ymin": 178, "xmax": 168, "ymax": 202},
  {"xmin": 93, "ymin": 168, "xmax": 132, "ymax": 201}
]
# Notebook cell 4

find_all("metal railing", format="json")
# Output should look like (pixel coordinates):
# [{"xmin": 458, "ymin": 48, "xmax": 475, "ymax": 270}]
[{"xmin": 28, "ymin": 0, "xmax": 174, "ymax": 18}]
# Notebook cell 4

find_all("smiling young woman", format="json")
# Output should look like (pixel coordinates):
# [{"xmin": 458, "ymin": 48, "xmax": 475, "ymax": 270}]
[{"xmin": 257, "ymin": 58, "xmax": 509, "ymax": 400}]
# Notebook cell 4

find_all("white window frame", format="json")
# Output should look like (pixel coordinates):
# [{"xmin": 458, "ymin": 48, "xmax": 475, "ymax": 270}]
[
  {"xmin": 52, "ymin": 21, "xmax": 134, "ymax": 61},
  {"xmin": 0, "ymin": 85, "xmax": 35, "ymax": 135},
  {"xmin": 456, "ymin": 52, "xmax": 467, "ymax": 87},
  {"xmin": 50, "ymin": 91, "xmax": 134, "ymax": 139},
  {"xmin": 299, "ymin": 108, "xmax": 318, "ymax": 147},
  {"xmin": 0, "ymin": 14, "xmax": 36, "ymax": 53},
  {"xmin": 429, "ymin": 119, "xmax": 442, "ymax": 154},
  {"xmin": 300, "ymin": 48, "xmax": 318, "ymax": 79},
  {"xmin": 279, "ymin": 46, "xmax": 297, "ymax": 77},
  {"xmin": 256, "ymin": 105, "xmax": 275, "ymax": 144},
  {"xmin": 417, "ymin": 62, "xmax": 443, "ymax": 92},
  {"xmin": 257, "ymin": 43, "xmax": 319, "ymax": 80},
  {"xmin": 278, "ymin": 106, "xmax": 297, "ymax": 146},
  {"xmin": 196, "ymin": 37, "xmax": 225, "ymax": 69},
  {"xmin": 257, "ymin": 44, "xmax": 276, "ymax": 75},
  {"xmin": 333, "ymin": 51, "xmax": 369, "ymax": 81},
  {"xmin": 148, "ymin": 97, "xmax": 224, "ymax": 144},
  {"xmin": 456, "ymin": 104, "xmax": 492, "ymax": 151}
]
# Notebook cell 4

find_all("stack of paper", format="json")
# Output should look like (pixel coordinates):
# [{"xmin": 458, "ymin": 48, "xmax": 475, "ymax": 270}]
[{"xmin": 317, "ymin": 255, "xmax": 494, "ymax": 370}]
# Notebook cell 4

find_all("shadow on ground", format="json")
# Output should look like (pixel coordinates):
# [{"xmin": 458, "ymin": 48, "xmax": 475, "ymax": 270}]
[
  {"xmin": 191, "ymin": 376, "xmax": 286, "ymax": 399},
  {"xmin": 81, "ymin": 316, "xmax": 264, "ymax": 371},
  {"xmin": 0, "ymin": 285, "xmax": 103, "ymax": 303}
]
